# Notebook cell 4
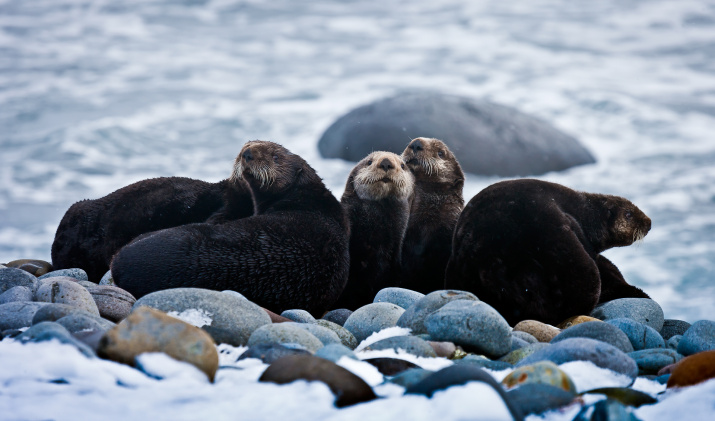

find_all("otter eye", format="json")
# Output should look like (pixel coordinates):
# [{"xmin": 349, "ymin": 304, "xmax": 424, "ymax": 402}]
[
  {"xmin": 438, "ymin": 150, "xmax": 445, "ymax": 158},
  {"xmin": 273, "ymin": 155, "xmax": 279, "ymax": 161},
  {"xmin": 367, "ymin": 160, "xmax": 373, "ymax": 165},
  {"xmin": 401, "ymin": 163, "xmax": 405, "ymax": 169},
  {"xmin": 625, "ymin": 211, "xmax": 633, "ymax": 220}
]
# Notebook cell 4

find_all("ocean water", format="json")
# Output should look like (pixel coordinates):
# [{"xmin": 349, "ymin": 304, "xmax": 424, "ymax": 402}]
[{"xmin": 1, "ymin": 0, "xmax": 714, "ymax": 321}]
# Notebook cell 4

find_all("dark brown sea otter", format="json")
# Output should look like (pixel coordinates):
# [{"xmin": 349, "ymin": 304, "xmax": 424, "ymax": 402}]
[
  {"xmin": 111, "ymin": 141, "xmax": 350, "ymax": 317},
  {"xmin": 332, "ymin": 151, "xmax": 415, "ymax": 310},
  {"xmin": 444, "ymin": 179, "xmax": 651, "ymax": 326},
  {"xmin": 400, "ymin": 137, "xmax": 465, "ymax": 294},
  {"xmin": 51, "ymin": 175, "xmax": 253, "ymax": 283}
]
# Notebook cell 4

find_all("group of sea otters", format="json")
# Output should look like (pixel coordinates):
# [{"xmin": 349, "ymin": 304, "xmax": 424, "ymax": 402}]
[{"xmin": 52, "ymin": 138, "xmax": 652, "ymax": 327}]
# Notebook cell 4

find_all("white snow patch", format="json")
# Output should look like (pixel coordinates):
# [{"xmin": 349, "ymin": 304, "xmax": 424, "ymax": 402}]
[
  {"xmin": 632, "ymin": 376, "xmax": 667, "ymax": 397},
  {"xmin": 166, "ymin": 308, "xmax": 213, "ymax": 328},
  {"xmin": 217, "ymin": 343, "xmax": 248, "ymax": 367},
  {"xmin": 135, "ymin": 352, "xmax": 210, "ymax": 383},
  {"xmin": 354, "ymin": 326, "xmax": 412, "ymax": 352},
  {"xmin": 636, "ymin": 378, "xmax": 715, "ymax": 421},
  {"xmin": 559, "ymin": 360, "xmax": 633, "ymax": 393},
  {"xmin": 336, "ymin": 356, "xmax": 384, "ymax": 386}
]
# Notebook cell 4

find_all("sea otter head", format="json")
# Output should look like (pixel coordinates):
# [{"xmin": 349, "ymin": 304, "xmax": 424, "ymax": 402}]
[
  {"xmin": 402, "ymin": 137, "xmax": 464, "ymax": 187},
  {"xmin": 600, "ymin": 195, "xmax": 652, "ymax": 249},
  {"xmin": 231, "ymin": 140, "xmax": 317, "ymax": 194},
  {"xmin": 346, "ymin": 151, "xmax": 414, "ymax": 201}
]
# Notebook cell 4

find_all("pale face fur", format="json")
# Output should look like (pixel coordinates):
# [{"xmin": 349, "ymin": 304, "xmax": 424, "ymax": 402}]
[
  {"xmin": 402, "ymin": 137, "xmax": 463, "ymax": 184},
  {"xmin": 230, "ymin": 140, "xmax": 296, "ymax": 192},
  {"xmin": 352, "ymin": 151, "xmax": 414, "ymax": 201},
  {"xmin": 603, "ymin": 195, "xmax": 652, "ymax": 248}
]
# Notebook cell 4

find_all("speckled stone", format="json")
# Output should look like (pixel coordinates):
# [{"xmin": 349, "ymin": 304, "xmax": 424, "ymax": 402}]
[
  {"xmin": 0, "ymin": 286, "xmax": 34, "ymax": 304},
  {"xmin": 507, "ymin": 384, "xmax": 575, "ymax": 416},
  {"xmin": 512, "ymin": 331, "xmax": 539, "ymax": 344},
  {"xmin": 134, "ymin": 288, "xmax": 271, "ymax": 346},
  {"xmin": 503, "ymin": 361, "xmax": 576, "ymax": 393},
  {"xmin": 500, "ymin": 343, "xmax": 551, "ymax": 365},
  {"xmin": 56, "ymin": 312, "xmax": 115, "ymax": 334},
  {"xmin": 660, "ymin": 319, "xmax": 691, "ymax": 340},
  {"xmin": 4, "ymin": 259, "xmax": 53, "ymax": 277},
  {"xmin": 667, "ymin": 335, "xmax": 682, "ymax": 350},
  {"xmin": 281, "ymin": 309, "xmax": 317, "ymax": 324},
  {"xmin": 511, "ymin": 336, "xmax": 529, "ymax": 351},
  {"xmin": 285, "ymin": 322, "xmax": 342, "ymax": 346},
  {"xmin": 388, "ymin": 368, "xmax": 435, "ymax": 388},
  {"xmin": 38, "ymin": 268, "xmax": 89, "ymax": 282},
  {"xmin": 513, "ymin": 320, "xmax": 561, "ymax": 343},
  {"xmin": 85, "ymin": 284, "xmax": 136, "ymax": 322},
  {"xmin": 322, "ymin": 309, "xmax": 352, "ymax": 326},
  {"xmin": 373, "ymin": 287, "xmax": 425, "ymax": 309},
  {"xmin": 364, "ymin": 335, "xmax": 437, "ymax": 357},
  {"xmin": 667, "ymin": 350, "xmax": 715, "ymax": 388},
  {"xmin": 247, "ymin": 323, "xmax": 324, "ymax": 352},
  {"xmin": 238, "ymin": 344, "xmax": 311, "ymax": 364},
  {"xmin": 590, "ymin": 298, "xmax": 664, "ymax": 332},
  {"xmin": 343, "ymin": 302, "xmax": 405, "ymax": 343},
  {"xmin": 99, "ymin": 270, "xmax": 115, "ymax": 286},
  {"xmin": 551, "ymin": 321, "xmax": 634, "ymax": 353},
  {"xmin": 31, "ymin": 303, "xmax": 92, "ymax": 324},
  {"xmin": 677, "ymin": 320, "xmax": 715, "ymax": 356},
  {"xmin": 315, "ymin": 319, "xmax": 358, "ymax": 349},
  {"xmin": 628, "ymin": 349, "xmax": 683, "ymax": 375},
  {"xmin": 517, "ymin": 338, "xmax": 639, "ymax": 380},
  {"xmin": 557, "ymin": 315, "xmax": 601, "ymax": 330},
  {"xmin": 17, "ymin": 321, "xmax": 94, "ymax": 357},
  {"xmin": 315, "ymin": 343, "xmax": 358, "ymax": 362},
  {"xmin": 0, "ymin": 267, "xmax": 39, "ymax": 294},
  {"xmin": 605, "ymin": 318, "xmax": 665, "ymax": 351},
  {"xmin": 35, "ymin": 278, "xmax": 100, "ymax": 316},
  {"xmin": 425, "ymin": 300, "xmax": 511, "ymax": 358},
  {"xmin": 396, "ymin": 290, "xmax": 478, "ymax": 335},
  {"xmin": 0, "ymin": 301, "xmax": 50, "ymax": 330},
  {"xmin": 221, "ymin": 290, "xmax": 247, "ymax": 300},
  {"xmin": 455, "ymin": 355, "xmax": 514, "ymax": 371},
  {"xmin": 98, "ymin": 306, "xmax": 219, "ymax": 381}
]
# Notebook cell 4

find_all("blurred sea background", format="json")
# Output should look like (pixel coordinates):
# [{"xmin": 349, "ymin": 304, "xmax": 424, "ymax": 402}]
[{"xmin": 1, "ymin": 0, "xmax": 714, "ymax": 321}]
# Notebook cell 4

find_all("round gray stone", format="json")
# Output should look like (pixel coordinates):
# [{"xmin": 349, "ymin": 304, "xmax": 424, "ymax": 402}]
[
  {"xmin": 396, "ymin": 290, "xmax": 478, "ymax": 335},
  {"xmin": 0, "ymin": 267, "xmax": 38, "ymax": 294},
  {"xmin": 221, "ymin": 290, "xmax": 247, "ymax": 300},
  {"xmin": 0, "ymin": 285, "xmax": 34, "ymax": 304},
  {"xmin": 56, "ymin": 312, "xmax": 115, "ymax": 334},
  {"xmin": 32, "ymin": 304, "xmax": 98, "ymax": 325},
  {"xmin": 512, "ymin": 331, "xmax": 539, "ymax": 344},
  {"xmin": 590, "ymin": 298, "xmax": 664, "ymax": 332},
  {"xmin": 660, "ymin": 319, "xmax": 691, "ymax": 340},
  {"xmin": 425, "ymin": 299, "xmax": 511, "ymax": 358},
  {"xmin": 373, "ymin": 287, "xmax": 425, "ymax": 309},
  {"xmin": 17, "ymin": 321, "xmax": 95, "ymax": 357},
  {"xmin": 0, "ymin": 301, "xmax": 50, "ymax": 330},
  {"xmin": 511, "ymin": 336, "xmax": 530, "ymax": 352},
  {"xmin": 281, "ymin": 309, "xmax": 317, "ymax": 324},
  {"xmin": 667, "ymin": 335, "xmax": 683, "ymax": 350},
  {"xmin": 388, "ymin": 368, "xmax": 435, "ymax": 389},
  {"xmin": 322, "ymin": 309, "xmax": 352, "ymax": 326},
  {"xmin": 551, "ymin": 321, "xmax": 634, "ymax": 353},
  {"xmin": 364, "ymin": 335, "xmax": 437, "ymax": 358},
  {"xmin": 134, "ymin": 288, "xmax": 271, "ymax": 346},
  {"xmin": 507, "ymin": 384, "xmax": 575, "ymax": 416},
  {"xmin": 315, "ymin": 343, "xmax": 358, "ymax": 363},
  {"xmin": 627, "ymin": 349, "xmax": 683, "ymax": 375},
  {"xmin": 238, "ymin": 344, "xmax": 310, "ymax": 364},
  {"xmin": 99, "ymin": 270, "xmax": 115, "ymax": 286},
  {"xmin": 677, "ymin": 320, "xmax": 715, "ymax": 356},
  {"xmin": 605, "ymin": 318, "xmax": 665, "ymax": 351},
  {"xmin": 517, "ymin": 338, "xmax": 639, "ymax": 380},
  {"xmin": 455, "ymin": 355, "xmax": 515, "ymax": 371},
  {"xmin": 317, "ymin": 92, "xmax": 595, "ymax": 176},
  {"xmin": 247, "ymin": 323, "xmax": 324, "ymax": 353},
  {"xmin": 343, "ymin": 302, "xmax": 405, "ymax": 343},
  {"xmin": 35, "ymin": 278, "xmax": 100, "ymax": 316},
  {"xmin": 285, "ymin": 322, "xmax": 342, "ymax": 346},
  {"xmin": 499, "ymin": 343, "xmax": 551, "ymax": 365},
  {"xmin": 315, "ymin": 319, "xmax": 358, "ymax": 349},
  {"xmin": 38, "ymin": 268, "xmax": 88, "ymax": 282},
  {"xmin": 84, "ymin": 284, "xmax": 136, "ymax": 322}
]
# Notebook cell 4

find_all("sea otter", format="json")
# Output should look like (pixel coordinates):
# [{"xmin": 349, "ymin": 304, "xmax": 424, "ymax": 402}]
[
  {"xmin": 111, "ymin": 141, "xmax": 350, "ymax": 317},
  {"xmin": 444, "ymin": 179, "xmax": 651, "ymax": 326},
  {"xmin": 400, "ymin": 137, "xmax": 465, "ymax": 294},
  {"xmin": 332, "ymin": 151, "xmax": 415, "ymax": 310},
  {"xmin": 51, "ymin": 176, "xmax": 253, "ymax": 283}
]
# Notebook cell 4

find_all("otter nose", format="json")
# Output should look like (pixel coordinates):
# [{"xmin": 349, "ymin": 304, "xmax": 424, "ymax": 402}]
[
  {"xmin": 242, "ymin": 149, "xmax": 253, "ymax": 162},
  {"xmin": 379, "ymin": 158, "xmax": 393, "ymax": 172},
  {"xmin": 409, "ymin": 139, "xmax": 423, "ymax": 152},
  {"xmin": 645, "ymin": 216, "xmax": 652, "ymax": 232}
]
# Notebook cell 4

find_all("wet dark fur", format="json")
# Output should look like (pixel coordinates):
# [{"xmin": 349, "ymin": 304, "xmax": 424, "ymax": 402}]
[
  {"xmin": 111, "ymin": 142, "xmax": 350, "ymax": 317},
  {"xmin": 332, "ymin": 153, "xmax": 413, "ymax": 310},
  {"xmin": 445, "ymin": 179, "xmax": 651, "ymax": 326},
  {"xmin": 51, "ymin": 177, "xmax": 253, "ymax": 282},
  {"xmin": 400, "ymin": 138, "xmax": 464, "ymax": 294}
]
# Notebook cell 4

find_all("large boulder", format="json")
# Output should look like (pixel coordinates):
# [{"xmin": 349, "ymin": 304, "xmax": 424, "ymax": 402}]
[{"xmin": 318, "ymin": 92, "xmax": 595, "ymax": 176}]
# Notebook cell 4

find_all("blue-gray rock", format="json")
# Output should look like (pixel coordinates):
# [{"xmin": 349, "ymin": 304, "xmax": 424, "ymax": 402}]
[
  {"xmin": 0, "ymin": 267, "xmax": 38, "ymax": 294},
  {"xmin": 573, "ymin": 399, "xmax": 640, "ymax": 421},
  {"xmin": 405, "ymin": 364, "xmax": 524, "ymax": 420},
  {"xmin": 364, "ymin": 335, "xmax": 437, "ymax": 358},
  {"xmin": 512, "ymin": 331, "xmax": 539, "ymax": 344},
  {"xmin": 237, "ymin": 344, "xmax": 311, "ymax": 364},
  {"xmin": 247, "ymin": 323, "xmax": 324, "ymax": 353},
  {"xmin": 99, "ymin": 270, "xmax": 115, "ymax": 286},
  {"xmin": 517, "ymin": 338, "xmax": 639, "ymax": 380},
  {"xmin": 397, "ymin": 290, "xmax": 479, "ymax": 335},
  {"xmin": 315, "ymin": 319, "xmax": 358, "ymax": 349},
  {"xmin": 591, "ymin": 298, "xmax": 664, "ymax": 332},
  {"xmin": 627, "ymin": 349, "xmax": 683, "ymax": 375},
  {"xmin": 281, "ymin": 309, "xmax": 317, "ymax": 324},
  {"xmin": 134, "ymin": 288, "xmax": 271, "ymax": 346},
  {"xmin": 606, "ymin": 318, "xmax": 665, "ymax": 351},
  {"xmin": 660, "ymin": 319, "xmax": 691, "ymax": 340},
  {"xmin": 84, "ymin": 284, "xmax": 136, "ymax": 322},
  {"xmin": 38, "ymin": 268, "xmax": 88, "ymax": 282},
  {"xmin": 388, "ymin": 368, "xmax": 435, "ymax": 388},
  {"xmin": 0, "ymin": 286, "xmax": 34, "ymax": 304},
  {"xmin": 315, "ymin": 343, "xmax": 358, "ymax": 363},
  {"xmin": 507, "ymin": 384, "xmax": 575, "ymax": 416},
  {"xmin": 677, "ymin": 320, "xmax": 715, "ymax": 356},
  {"xmin": 343, "ymin": 302, "xmax": 405, "ymax": 343},
  {"xmin": 17, "ymin": 321, "xmax": 94, "ymax": 357},
  {"xmin": 0, "ymin": 301, "xmax": 50, "ymax": 330},
  {"xmin": 579, "ymin": 388, "xmax": 656, "ymax": 407},
  {"xmin": 32, "ymin": 303, "xmax": 93, "ymax": 324},
  {"xmin": 425, "ymin": 299, "xmax": 511, "ymax": 358},
  {"xmin": 655, "ymin": 374, "xmax": 670, "ymax": 385},
  {"xmin": 500, "ymin": 343, "xmax": 552, "ymax": 365},
  {"xmin": 35, "ymin": 277, "xmax": 100, "ymax": 316},
  {"xmin": 667, "ymin": 335, "xmax": 682, "ymax": 350},
  {"xmin": 373, "ymin": 287, "xmax": 425, "ymax": 309},
  {"xmin": 512, "ymin": 336, "xmax": 529, "ymax": 351},
  {"xmin": 285, "ymin": 322, "xmax": 342, "ymax": 346},
  {"xmin": 221, "ymin": 290, "xmax": 247, "ymax": 300},
  {"xmin": 552, "ymin": 321, "xmax": 634, "ymax": 353},
  {"xmin": 322, "ymin": 309, "xmax": 352, "ymax": 326},
  {"xmin": 317, "ymin": 92, "xmax": 594, "ymax": 177},
  {"xmin": 455, "ymin": 355, "xmax": 514, "ymax": 371},
  {"xmin": 56, "ymin": 312, "xmax": 115, "ymax": 334}
]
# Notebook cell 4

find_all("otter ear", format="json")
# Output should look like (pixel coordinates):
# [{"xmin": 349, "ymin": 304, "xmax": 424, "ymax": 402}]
[{"xmin": 453, "ymin": 177, "xmax": 464, "ymax": 188}]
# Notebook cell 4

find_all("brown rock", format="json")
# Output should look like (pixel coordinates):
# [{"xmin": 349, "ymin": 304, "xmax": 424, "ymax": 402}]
[
  {"xmin": 5, "ymin": 259, "xmax": 53, "ymax": 277},
  {"xmin": 658, "ymin": 362, "xmax": 679, "ymax": 376},
  {"xmin": 98, "ymin": 307, "xmax": 218, "ymax": 382},
  {"xmin": 35, "ymin": 278, "xmax": 100, "ymax": 316},
  {"xmin": 513, "ymin": 320, "xmax": 561, "ymax": 343},
  {"xmin": 428, "ymin": 341, "xmax": 457, "ymax": 358},
  {"xmin": 667, "ymin": 350, "xmax": 715, "ymax": 388},
  {"xmin": 85, "ymin": 284, "xmax": 136, "ymax": 322},
  {"xmin": 364, "ymin": 357, "xmax": 419, "ymax": 375},
  {"xmin": 557, "ymin": 315, "xmax": 601, "ymax": 330},
  {"xmin": 259, "ymin": 354, "xmax": 377, "ymax": 407},
  {"xmin": 263, "ymin": 307, "xmax": 292, "ymax": 323}
]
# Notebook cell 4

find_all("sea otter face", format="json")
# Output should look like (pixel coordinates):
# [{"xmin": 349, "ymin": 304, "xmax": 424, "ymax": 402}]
[
  {"xmin": 605, "ymin": 196, "xmax": 652, "ymax": 247},
  {"xmin": 351, "ymin": 151, "xmax": 414, "ymax": 201},
  {"xmin": 231, "ymin": 140, "xmax": 300, "ymax": 193},
  {"xmin": 402, "ymin": 137, "xmax": 463, "ymax": 184}
]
